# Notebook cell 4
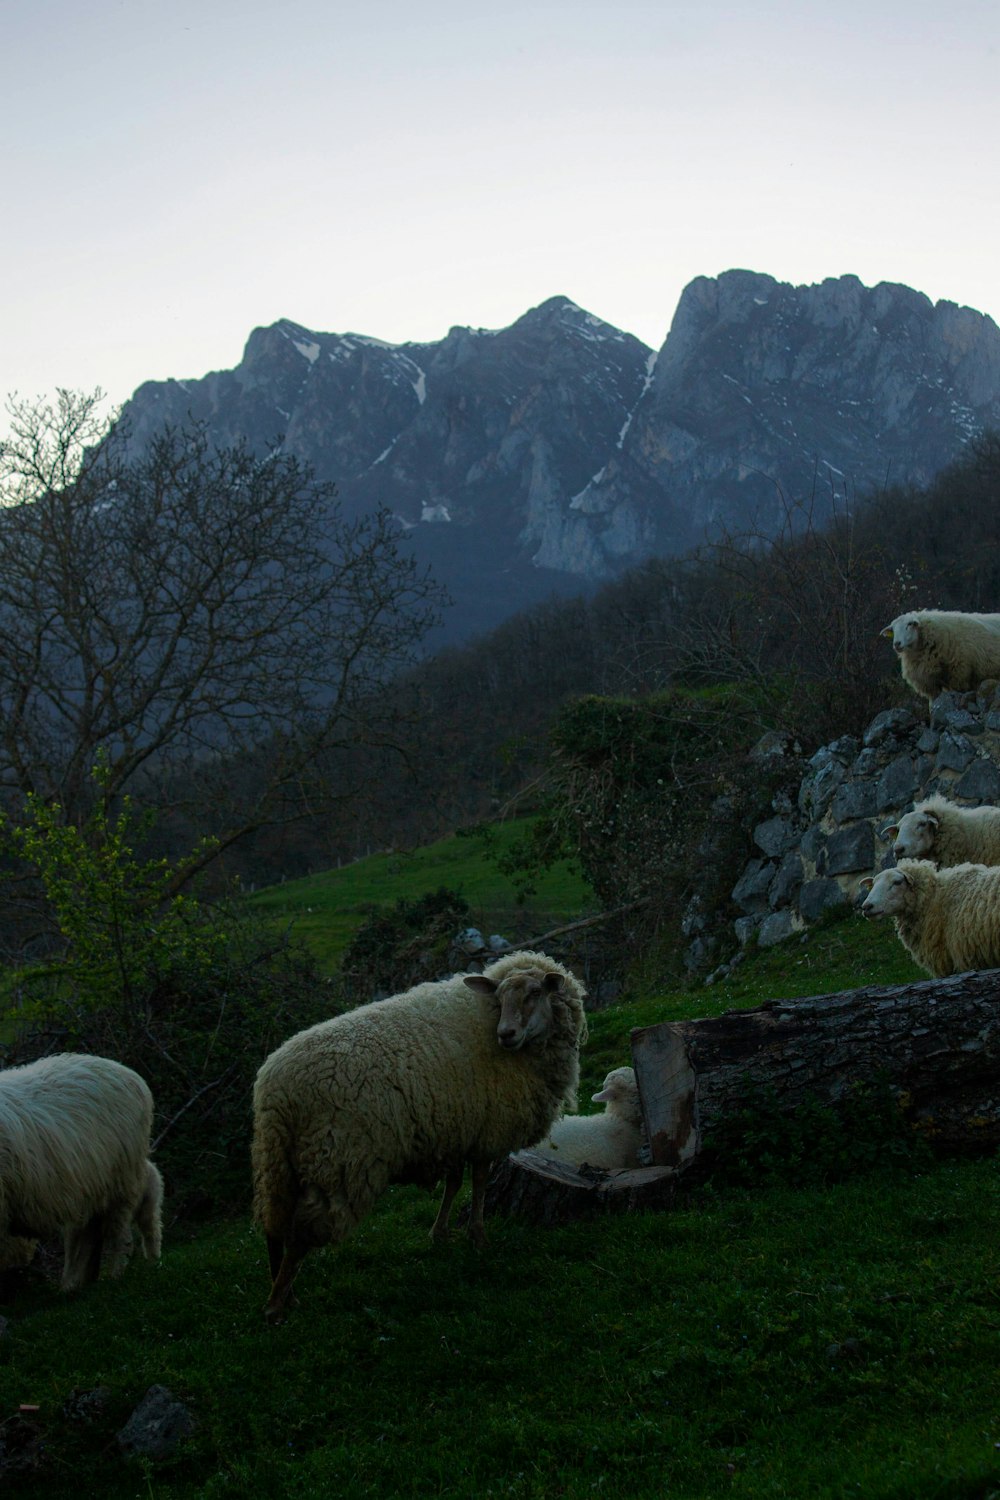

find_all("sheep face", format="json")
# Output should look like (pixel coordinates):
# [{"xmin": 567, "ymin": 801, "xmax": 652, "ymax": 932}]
[
  {"xmin": 592, "ymin": 1067, "xmax": 635, "ymax": 1107},
  {"xmin": 883, "ymin": 617, "xmax": 920, "ymax": 655},
  {"xmin": 888, "ymin": 809, "xmax": 938, "ymax": 861},
  {"xmin": 464, "ymin": 969, "xmax": 561, "ymax": 1051},
  {"xmin": 859, "ymin": 868, "xmax": 914, "ymax": 919}
]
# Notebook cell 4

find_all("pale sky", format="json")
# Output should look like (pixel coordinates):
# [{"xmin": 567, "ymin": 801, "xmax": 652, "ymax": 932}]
[{"xmin": 4, "ymin": 0, "xmax": 999, "ymax": 427}]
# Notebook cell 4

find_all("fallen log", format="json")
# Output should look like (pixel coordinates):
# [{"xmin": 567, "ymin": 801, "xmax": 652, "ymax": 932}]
[
  {"xmin": 633, "ymin": 969, "xmax": 1000, "ymax": 1179},
  {"xmin": 483, "ymin": 969, "xmax": 1000, "ymax": 1223}
]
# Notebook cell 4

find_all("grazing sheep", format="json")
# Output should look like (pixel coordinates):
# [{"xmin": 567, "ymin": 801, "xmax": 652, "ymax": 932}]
[
  {"xmin": 538, "ymin": 1066, "xmax": 644, "ymax": 1170},
  {"xmin": 883, "ymin": 795, "xmax": 1000, "ymax": 868},
  {"xmin": 859, "ymin": 859, "xmax": 1000, "ymax": 977},
  {"xmin": 252, "ymin": 949, "xmax": 588, "ymax": 1323},
  {"xmin": 0, "ymin": 1053, "xmax": 163, "ymax": 1291},
  {"xmin": 882, "ymin": 610, "xmax": 1000, "ymax": 701}
]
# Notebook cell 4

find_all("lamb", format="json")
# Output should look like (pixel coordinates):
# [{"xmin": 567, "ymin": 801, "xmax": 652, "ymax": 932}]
[
  {"xmin": 252, "ymin": 949, "xmax": 588, "ymax": 1323},
  {"xmin": 859, "ymin": 859, "xmax": 1000, "ymax": 977},
  {"xmin": 0, "ymin": 1052, "xmax": 163, "ymax": 1291},
  {"xmin": 537, "ymin": 1066, "xmax": 644, "ymax": 1170},
  {"xmin": 882, "ymin": 610, "xmax": 1000, "ymax": 701},
  {"xmin": 883, "ymin": 794, "xmax": 1000, "ymax": 868}
]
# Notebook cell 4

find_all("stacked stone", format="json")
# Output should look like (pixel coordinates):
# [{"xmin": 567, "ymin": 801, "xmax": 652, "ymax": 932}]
[{"xmin": 728, "ymin": 686, "xmax": 1000, "ymax": 953}]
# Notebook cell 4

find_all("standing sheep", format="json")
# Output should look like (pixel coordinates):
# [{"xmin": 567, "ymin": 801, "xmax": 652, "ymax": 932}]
[
  {"xmin": 538, "ymin": 1066, "xmax": 644, "ymax": 1170},
  {"xmin": 882, "ymin": 610, "xmax": 1000, "ymax": 701},
  {"xmin": 252, "ymin": 949, "xmax": 588, "ymax": 1324},
  {"xmin": 883, "ymin": 794, "xmax": 1000, "ymax": 868},
  {"xmin": 0, "ymin": 1053, "xmax": 163, "ymax": 1291},
  {"xmin": 859, "ymin": 859, "xmax": 1000, "ymax": 977}
]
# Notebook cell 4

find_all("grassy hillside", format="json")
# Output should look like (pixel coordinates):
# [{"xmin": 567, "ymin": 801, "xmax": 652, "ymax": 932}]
[
  {"xmin": 4, "ymin": 840, "xmax": 997, "ymax": 1499},
  {"xmin": 245, "ymin": 819, "xmax": 593, "ymax": 973}
]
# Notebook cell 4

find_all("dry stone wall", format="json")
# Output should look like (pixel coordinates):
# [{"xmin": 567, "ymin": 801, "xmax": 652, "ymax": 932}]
[{"xmin": 725, "ymin": 686, "xmax": 1000, "ymax": 962}]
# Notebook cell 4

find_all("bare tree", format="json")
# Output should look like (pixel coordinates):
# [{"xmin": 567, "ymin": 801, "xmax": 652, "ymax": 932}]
[{"xmin": 0, "ymin": 390, "xmax": 447, "ymax": 880}]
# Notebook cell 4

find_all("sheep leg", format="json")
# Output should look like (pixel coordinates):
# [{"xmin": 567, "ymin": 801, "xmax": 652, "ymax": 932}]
[
  {"xmin": 62, "ymin": 1214, "xmax": 104, "ymax": 1291},
  {"xmin": 265, "ymin": 1236, "xmax": 309, "ymax": 1325},
  {"xmin": 429, "ymin": 1165, "xmax": 464, "ymax": 1243},
  {"xmin": 466, "ymin": 1159, "xmax": 492, "ymax": 1249}
]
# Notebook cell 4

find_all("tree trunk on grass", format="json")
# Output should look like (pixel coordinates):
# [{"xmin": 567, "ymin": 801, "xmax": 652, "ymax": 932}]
[
  {"xmin": 633, "ymin": 969, "xmax": 1000, "ymax": 1179},
  {"xmin": 483, "ymin": 970, "xmax": 1000, "ymax": 1223}
]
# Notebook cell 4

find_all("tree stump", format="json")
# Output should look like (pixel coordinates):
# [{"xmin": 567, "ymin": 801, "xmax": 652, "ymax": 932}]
[
  {"xmin": 483, "ymin": 970, "xmax": 1000, "ymax": 1223},
  {"xmin": 633, "ymin": 969, "xmax": 1000, "ymax": 1179},
  {"xmin": 480, "ymin": 1151, "xmax": 677, "ymax": 1226}
]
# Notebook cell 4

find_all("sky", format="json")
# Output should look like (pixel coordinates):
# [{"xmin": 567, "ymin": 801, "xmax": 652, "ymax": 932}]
[{"xmin": 3, "ymin": 0, "xmax": 999, "ymax": 428}]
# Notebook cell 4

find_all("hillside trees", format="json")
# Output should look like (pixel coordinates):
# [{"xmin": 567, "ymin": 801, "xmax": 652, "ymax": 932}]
[{"xmin": 0, "ymin": 391, "xmax": 447, "ymax": 888}]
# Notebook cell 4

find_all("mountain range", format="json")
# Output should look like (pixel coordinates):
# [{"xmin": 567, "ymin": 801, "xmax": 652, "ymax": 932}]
[{"xmin": 118, "ymin": 270, "xmax": 1000, "ymax": 644}]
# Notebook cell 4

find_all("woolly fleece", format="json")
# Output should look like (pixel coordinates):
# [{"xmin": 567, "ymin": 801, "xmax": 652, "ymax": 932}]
[{"xmin": 861, "ymin": 858, "xmax": 1000, "ymax": 977}]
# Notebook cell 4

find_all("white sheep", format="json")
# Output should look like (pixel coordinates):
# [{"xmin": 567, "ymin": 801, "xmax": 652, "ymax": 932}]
[
  {"xmin": 883, "ymin": 794, "xmax": 1000, "ymax": 868},
  {"xmin": 252, "ymin": 949, "xmax": 588, "ymax": 1323},
  {"xmin": 882, "ymin": 610, "xmax": 1000, "ymax": 701},
  {"xmin": 859, "ymin": 859, "xmax": 1000, "ymax": 977},
  {"xmin": 537, "ymin": 1066, "xmax": 644, "ymax": 1170},
  {"xmin": 0, "ymin": 1052, "xmax": 163, "ymax": 1291}
]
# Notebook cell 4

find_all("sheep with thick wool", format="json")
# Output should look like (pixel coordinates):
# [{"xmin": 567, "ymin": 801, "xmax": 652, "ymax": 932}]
[
  {"xmin": 883, "ymin": 794, "xmax": 1000, "ymax": 868},
  {"xmin": 860, "ymin": 859, "xmax": 1000, "ymax": 977},
  {"xmin": 0, "ymin": 1053, "xmax": 163, "ymax": 1291},
  {"xmin": 538, "ymin": 1066, "xmax": 644, "ymax": 1170},
  {"xmin": 252, "ymin": 949, "xmax": 588, "ymax": 1323},
  {"xmin": 882, "ymin": 610, "xmax": 1000, "ymax": 701}
]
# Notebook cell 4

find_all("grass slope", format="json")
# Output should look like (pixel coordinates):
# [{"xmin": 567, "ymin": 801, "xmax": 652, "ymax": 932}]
[
  {"xmin": 245, "ymin": 820, "xmax": 592, "ymax": 973},
  {"xmin": 2, "ymin": 849, "xmax": 996, "ymax": 1499}
]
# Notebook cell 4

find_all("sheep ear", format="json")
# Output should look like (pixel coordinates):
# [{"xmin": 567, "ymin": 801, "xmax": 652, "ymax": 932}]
[
  {"xmin": 542, "ymin": 972, "xmax": 563, "ymax": 992},
  {"xmin": 464, "ymin": 975, "xmax": 497, "ymax": 995},
  {"xmin": 880, "ymin": 626, "xmax": 894, "ymax": 639},
  {"xmin": 900, "ymin": 869, "xmax": 915, "ymax": 888},
  {"xmin": 881, "ymin": 824, "xmax": 899, "ymax": 841},
  {"xmin": 925, "ymin": 814, "xmax": 939, "ymax": 829},
  {"xmin": 857, "ymin": 876, "xmax": 875, "ymax": 894}
]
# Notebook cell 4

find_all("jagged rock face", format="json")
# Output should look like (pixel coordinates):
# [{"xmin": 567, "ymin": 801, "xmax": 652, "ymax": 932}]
[
  {"xmin": 117, "ymin": 273, "xmax": 1000, "ymax": 643},
  {"xmin": 579, "ymin": 270, "xmax": 1000, "ymax": 561}
]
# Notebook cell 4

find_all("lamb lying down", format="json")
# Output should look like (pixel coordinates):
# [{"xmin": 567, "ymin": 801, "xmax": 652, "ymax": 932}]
[{"xmin": 537, "ymin": 1066, "xmax": 644, "ymax": 1170}]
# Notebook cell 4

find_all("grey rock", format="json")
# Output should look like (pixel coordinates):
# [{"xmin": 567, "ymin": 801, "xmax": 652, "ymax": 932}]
[
  {"xmin": 864, "ymin": 708, "xmax": 918, "ymax": 747},
  {"xmin": 930, "ymin": 692, "xmax": 976, "ymax": 730},
  {"xmin": 769, "ymin": 853, "xmax": 804, "ymax": 909},
  {"xmin": 936, "ymin": 732, "xmax": 976, "ymax": 773},
  {"xmin": 799, "ymin": 826, "xmax": 828, "ymax": 865},
  {"xmin": 825, "ymin": 822, "xmax": 875, "ymax": 876},
  {"xmin": 734, "ymin": 914, "xmax": 762, "ymax": 946},
  {"xmin": 798, "ymin": 760, "xmax": 846, "ymax": 820},
  {"xmin": 915, "ymin": 728, "xmax": 940, "ymax": 753},
  {"xmin": 876, "ymin": 755, "xmax": 920, "ymax": 812},
  {"xmin": 731, "ymin": 859, "xmax": 776, "ymax": 915},
  {"xmin": 758, "ymin": 910, "xmax": 797, "ymax": 947},
  {"xmin": 118, "ymin": 1386, "xmax": 196, "ymax": 1461},
  {"xmin": 955, "ymin": 757, "xmax": 1000, "ymax": 802},
  {"xmin": 798, "ymin": 878, "xmax": 850, "ymax": 922},
  {"xmin": 830, "ymin": 781, "xmax": 877, "ymax": 822},
  {"xmin": 985, "ymin": 712, "xmax": 1000, "ymax": 733},
  {"xmin": 827, "ymin": 735, "xmax": 861, "ymax": 762},
  {"xmin": 753, "ymin": 815, "xmax": 797, "ymax": 857},
  {"xmin": 851, "ymin": 747, "xmax": 884, "ymax": 777},
  {"xmin": 749, "ymin": 730, "xmax": 791, "ymax": 764}
]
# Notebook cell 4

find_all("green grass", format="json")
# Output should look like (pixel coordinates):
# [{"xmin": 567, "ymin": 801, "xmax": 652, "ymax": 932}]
[
  {"xmin": 3, "ymin": 1157, "xmax": 999, "ymax": 1499},
  {"xmin": 245, "ymin": 820, "xmax": 592, "ymax": 973},
  {"xmin": 2, "ymin": 849, "xmax": 992, "ymax": 1499}
]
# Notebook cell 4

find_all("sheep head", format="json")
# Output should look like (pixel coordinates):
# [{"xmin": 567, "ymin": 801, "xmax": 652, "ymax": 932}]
[
  {"xmin": 464, "ymin": 968, "xmax": 563, "ymax": 1051},
  {"xmin": 858, "ymin": 867, "xmax": 914, "ymax": 919},
  {"xmin": 883, "ymin": 616, "xmax": 921, "ymax": 655},
  {"xmin": 889, "ymin": 808, "xmax": 938, "ymax": 860}
]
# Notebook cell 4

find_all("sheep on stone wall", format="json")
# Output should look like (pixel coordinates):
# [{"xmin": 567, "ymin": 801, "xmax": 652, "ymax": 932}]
[
  {"xmin": 537, "ymin": 1066, "xmax": 644, "ymax": 1170},
  {"xmin": 859, "ymin": 859, "xmax": 1000, "ymax": 977},
  {"xmin": 251, "ymin": 949, "xmax": 588, "ymax": 1323},
  {"xmin": 883, "ymin": 794, "xmax": 1000, "ymax": 868},
  {"xmin": 0, "ymin": 1053, "xmax": 163, "ymax": 1291},
  {"xmin": 882, "ymin": 610, "xmax": 1000, "ymax": 701}
]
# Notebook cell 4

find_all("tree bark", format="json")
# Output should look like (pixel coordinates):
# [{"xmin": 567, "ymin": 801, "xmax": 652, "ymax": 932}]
[{"xmin": 632, "ymin": 969, "xmax": 1000, "ymax": 1178}]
